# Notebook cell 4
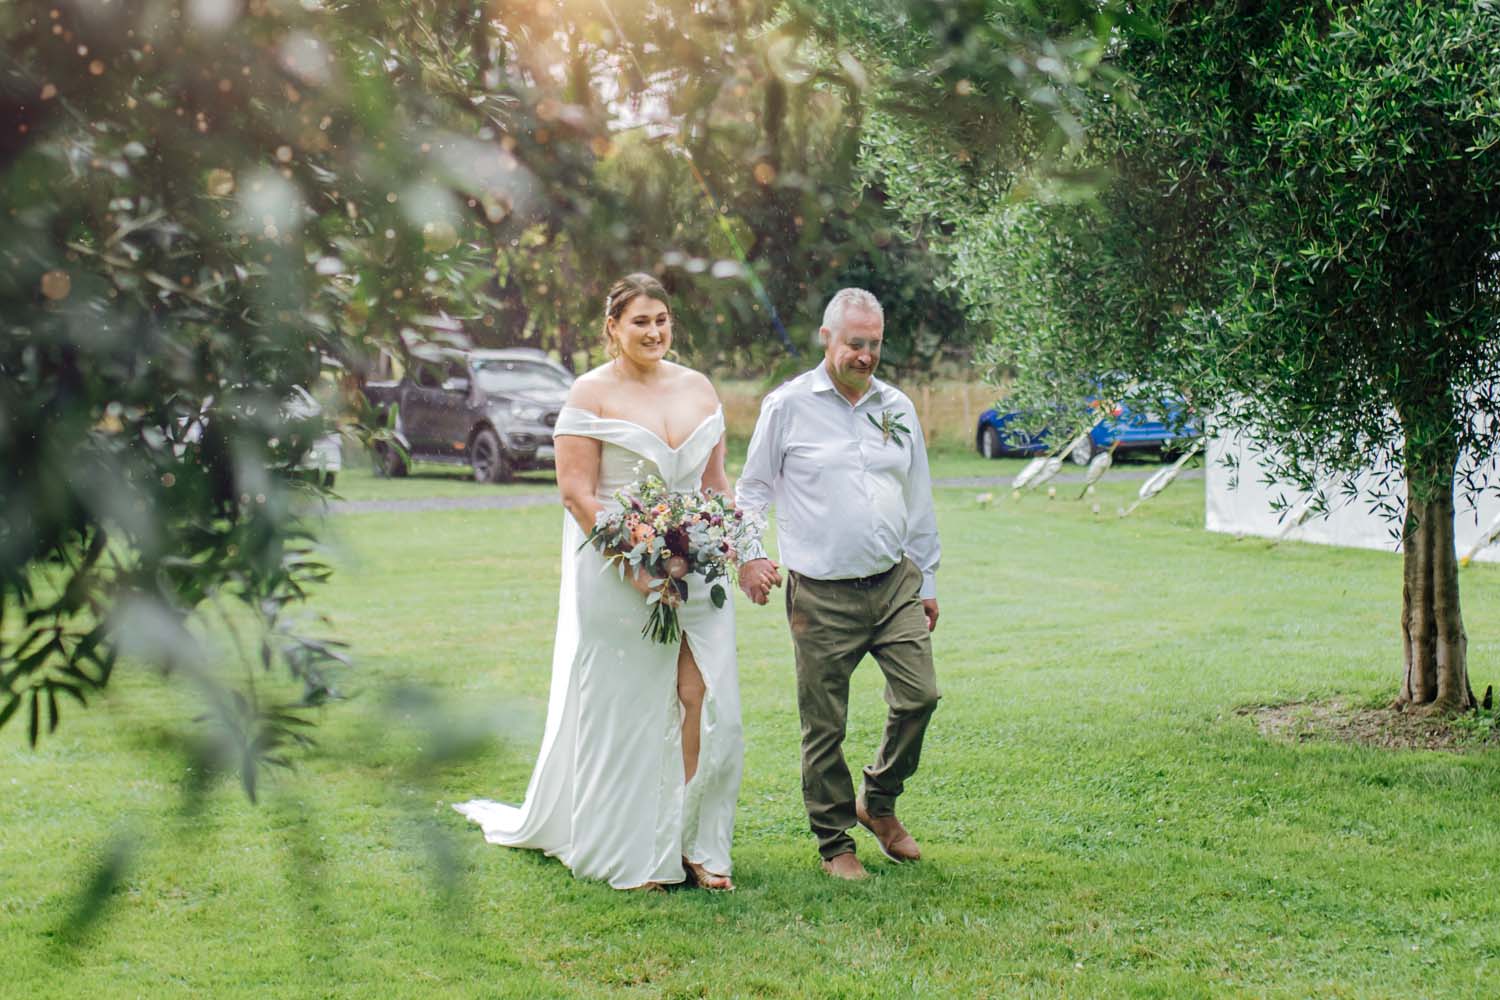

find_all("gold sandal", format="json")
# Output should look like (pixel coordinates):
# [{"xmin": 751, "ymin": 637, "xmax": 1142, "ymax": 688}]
[{"xmin": 682, "ymin": 858, "xmax": 734, "ymax": 892}]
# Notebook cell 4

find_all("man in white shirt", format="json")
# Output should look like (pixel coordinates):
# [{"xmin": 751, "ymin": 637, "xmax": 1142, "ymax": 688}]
[{"xmin": 736, "ymin": 288, "xmax": 941, "ymax": 881}]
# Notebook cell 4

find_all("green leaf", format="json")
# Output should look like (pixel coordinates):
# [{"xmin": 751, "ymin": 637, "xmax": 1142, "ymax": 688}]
[
  {"xmin": 241, "ymin": 755, "xmax": 258, "ymax": 804},
  {"xmin": 52, "ymin": 677, "xmax": 89, "ymax": 706},
  {"xmin": 710, "ymin": 584, "xmax": 726, "ymax": 608},
  {"xmin": 14, "ymin": 636, "xmax": 60, "ymax": 677},
  {"xmin": 0, "ymin": 694, "xmax": 20, "ymax": 732}
]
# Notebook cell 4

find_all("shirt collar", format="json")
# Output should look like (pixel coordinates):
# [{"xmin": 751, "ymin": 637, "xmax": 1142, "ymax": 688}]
[{"xmin": 809, "ymin": 362, "xmax": 888, "ymax": 409}]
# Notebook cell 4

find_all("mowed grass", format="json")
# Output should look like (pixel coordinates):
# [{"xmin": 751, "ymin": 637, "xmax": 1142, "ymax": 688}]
[
  {"xmin": 328, "ymin": 452, "xmax": 558, "ymax": 501},
  {"xmin": 5, "ymin": 452, "xmax": 1500, "ymax": 998},
  {"xmin": 328, "ymin": 437, "xmax": 1100, "ymax": 502}
]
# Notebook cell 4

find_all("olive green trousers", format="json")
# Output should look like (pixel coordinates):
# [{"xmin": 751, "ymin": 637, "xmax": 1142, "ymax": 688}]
[{"xmin": 785, "ymin": 557, "xmax": 940, "ymax": 860}]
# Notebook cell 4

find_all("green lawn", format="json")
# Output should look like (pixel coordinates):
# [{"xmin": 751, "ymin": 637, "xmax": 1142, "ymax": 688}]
[
  {"xmin": 328, "ymin": 440, "xmax": 1138, "ymax": 501},
  {"xmin": 330, "ymin": 448, "xmax": 559, "ymax": 502},
  {"xmin": 5, "ymin": 455, "xmax": 1499, "ymax": 997}
]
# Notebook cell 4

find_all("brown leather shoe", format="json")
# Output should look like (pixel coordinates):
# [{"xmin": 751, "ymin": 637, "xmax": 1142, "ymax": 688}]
[
  {"xmin": 855, "ymin": 796, "xmax": 921, "ymax": 862},
  {"xmin": 820, "ymin": 852, "xmax": 869, "ymax": 880}
]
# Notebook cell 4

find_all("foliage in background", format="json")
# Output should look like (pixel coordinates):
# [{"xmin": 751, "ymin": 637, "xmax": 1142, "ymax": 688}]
[
  {"xmin": 488, "ymin": 0, "xmax": 982, "ymax": 377},
  {"xmin": 813, "ymin": 0, "xmax": 1137, "ymax": 381}
]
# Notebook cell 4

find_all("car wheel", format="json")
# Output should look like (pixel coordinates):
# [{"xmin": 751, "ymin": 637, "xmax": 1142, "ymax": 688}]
[
  {"xmin": 375, "ymin": 442, "xmax": 408, "ymax": 478},
  {"xmin": 471, "ymin": 427, "xmax": 512, "ymax": 484},
  {"xmin": 1070, "ymin": 435, "xmax": 1097, "ymax": 466},
  {"xmin": 979, "ymin": 426, "xmax": 1003, "ymax": 460}
]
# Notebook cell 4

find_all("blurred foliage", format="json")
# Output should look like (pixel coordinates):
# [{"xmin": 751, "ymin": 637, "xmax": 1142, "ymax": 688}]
[
  {"xmin": 6, "ymin": 0, "xmax": 1119, "ymax": 788},
  {"xmin": 0, "ymin": 0, "xmax": 625, "ymax": 784},
  {"xmin": 812, "ymin": 0, "xmax": 1135, "ymax": 384},
  {"xmin": 496, "ymin": 0, "xmax": 984, "ymax": 376}
]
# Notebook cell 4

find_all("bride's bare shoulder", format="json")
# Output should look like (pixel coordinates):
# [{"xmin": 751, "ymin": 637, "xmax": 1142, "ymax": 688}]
[
  {"xmin": 565, "ymin": 365, "xmax": 616, "ymax": 414},
  {"xmin": 663, "ymin": 362, "xmax": 720, "ymax": 405}
]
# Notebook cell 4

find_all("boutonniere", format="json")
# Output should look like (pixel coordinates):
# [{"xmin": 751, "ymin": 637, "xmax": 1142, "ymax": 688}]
[{"xmin": 866, "ymin": 409, "xmax": 912, "ymax": 446}]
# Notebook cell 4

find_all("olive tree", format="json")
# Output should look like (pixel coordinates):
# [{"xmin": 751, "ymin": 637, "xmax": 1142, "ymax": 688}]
[
  {"xmin": 1213, "ymin": 2, "xmax": 1500, "ymax": 713},
  {"xmin": 884, "ymin": 1, "xmax": 1500, "ymax": 714}
]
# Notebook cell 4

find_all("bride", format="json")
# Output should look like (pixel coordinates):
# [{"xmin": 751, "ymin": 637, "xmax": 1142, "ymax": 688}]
[{"xmin": 454, "ymin": 273, "xmax": 743, "ymax": 891}]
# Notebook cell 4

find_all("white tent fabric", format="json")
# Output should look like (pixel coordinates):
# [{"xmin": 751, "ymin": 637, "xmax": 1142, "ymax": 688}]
[{"xmin": 1204, "ymin": 429, "xmax": 1500, "ymax": 563}]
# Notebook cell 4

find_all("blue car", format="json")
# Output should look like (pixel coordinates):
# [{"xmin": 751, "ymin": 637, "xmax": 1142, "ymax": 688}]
[{"xmin": 975, "ymin": 397, "xmax": 1197, "ymax": 464}]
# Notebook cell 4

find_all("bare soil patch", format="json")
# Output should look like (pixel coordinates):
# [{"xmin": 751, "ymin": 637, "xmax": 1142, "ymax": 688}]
[{"xmin": 1241, "ymin": 699, "xmax": 1499, "ymax": 752}]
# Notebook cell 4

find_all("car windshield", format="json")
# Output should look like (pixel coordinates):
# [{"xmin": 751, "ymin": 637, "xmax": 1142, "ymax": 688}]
[{"xmin": 471, "ymin": 360, "xmax": 570, "ymax": 394}]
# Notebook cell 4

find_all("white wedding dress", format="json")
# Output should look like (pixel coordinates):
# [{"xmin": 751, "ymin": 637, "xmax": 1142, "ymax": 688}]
[{"xmin": 454, "ymin": 405, "xmax": 743, "ymax": 888}]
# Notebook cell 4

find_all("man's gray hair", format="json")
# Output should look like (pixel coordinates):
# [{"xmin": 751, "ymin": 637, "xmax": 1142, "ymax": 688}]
[{"xmin": 818, "ymin": 287, "xmax": 884, "ymax": 347}]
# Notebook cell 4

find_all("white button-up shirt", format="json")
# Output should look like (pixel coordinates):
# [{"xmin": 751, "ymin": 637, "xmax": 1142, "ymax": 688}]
[{"xmin": 735, "ymin": 363, "xmax": 941, "ymax": 599}]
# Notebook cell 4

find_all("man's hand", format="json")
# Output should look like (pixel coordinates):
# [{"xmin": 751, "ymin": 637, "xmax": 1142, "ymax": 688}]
[
  {"xmin": 922, "ymin": 598, "xmax": 940, "ymax": 633},
  {"xmin": 738, "ymin": 558, "xmax": 783, "ymax": 605}
]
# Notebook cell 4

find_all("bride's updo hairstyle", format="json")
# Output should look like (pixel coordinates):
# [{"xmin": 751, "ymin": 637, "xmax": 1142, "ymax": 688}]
[{"xmin": 603, "ymin": 273, "xmax": 671, "ymax": 359}]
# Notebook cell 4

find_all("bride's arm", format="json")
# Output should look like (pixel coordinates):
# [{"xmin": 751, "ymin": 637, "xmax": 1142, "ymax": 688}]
[
  {"xmin": 557, "ymin": 433, "xmax": 653, "ymax": 596},
  {"xmin": 557, "ymin": 375, "xmax": 649, "ymax": 595},
  {"xmin": 700, "ymin": 436, "xmax": 730, "ymax": 495},
  {"xmin": 694, "ymin": 372, "xmax": 731, "ymax": 495},
  {"xmin": 557, "ymin": 375, "xmax": 610, "ymax": 534},
  {"xmin": 556, "ymin": 434, "xmax": 604, "ymax": 535}
]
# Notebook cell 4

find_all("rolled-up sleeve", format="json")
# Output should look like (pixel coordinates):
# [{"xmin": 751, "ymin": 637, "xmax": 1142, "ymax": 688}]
[
  {"xmin": 734, "ymin": 392, "xmax": 783, "ymax": 563},
  {"xmin": 902, "ymin": 411, "xmax": 941, "ymax": 599}
]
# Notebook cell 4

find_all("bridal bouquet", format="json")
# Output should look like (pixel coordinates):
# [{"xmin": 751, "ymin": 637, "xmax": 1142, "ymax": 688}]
[{"xmin": 583, "ymin": 471, "xmax": 753, "ymax": 644}]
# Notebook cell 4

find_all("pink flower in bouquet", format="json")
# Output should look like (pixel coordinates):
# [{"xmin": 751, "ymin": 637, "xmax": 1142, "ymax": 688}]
[{"xmin": 629, "ymin": 522, "xmax": 655, "ymax": 545}]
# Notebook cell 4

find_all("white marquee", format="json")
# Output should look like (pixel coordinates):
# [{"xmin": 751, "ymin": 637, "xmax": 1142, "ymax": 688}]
[{"xmin": 1204, "ymin": 430, "xmax": 1500, "ymax": 564}]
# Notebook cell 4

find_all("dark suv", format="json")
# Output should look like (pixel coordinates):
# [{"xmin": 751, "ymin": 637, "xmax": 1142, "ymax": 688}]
[{"xmin": 364, "ymin": 348, "xmax": 571, "ymax": 482}]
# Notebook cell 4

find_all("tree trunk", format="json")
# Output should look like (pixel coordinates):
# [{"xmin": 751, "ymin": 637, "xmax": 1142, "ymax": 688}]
[
  {"xmin": 557, "ymin": 318, "xmax": 577, "ymax": 372},
  {"xmin": 1394, "ymin": 468, "xmax": 1475, "ymax": 715}
]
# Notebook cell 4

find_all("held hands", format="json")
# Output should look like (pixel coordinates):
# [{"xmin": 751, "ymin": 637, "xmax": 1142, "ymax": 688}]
[{"xmin": 738, "ymin": 558, "xmax": 783, "ymax": 605}]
